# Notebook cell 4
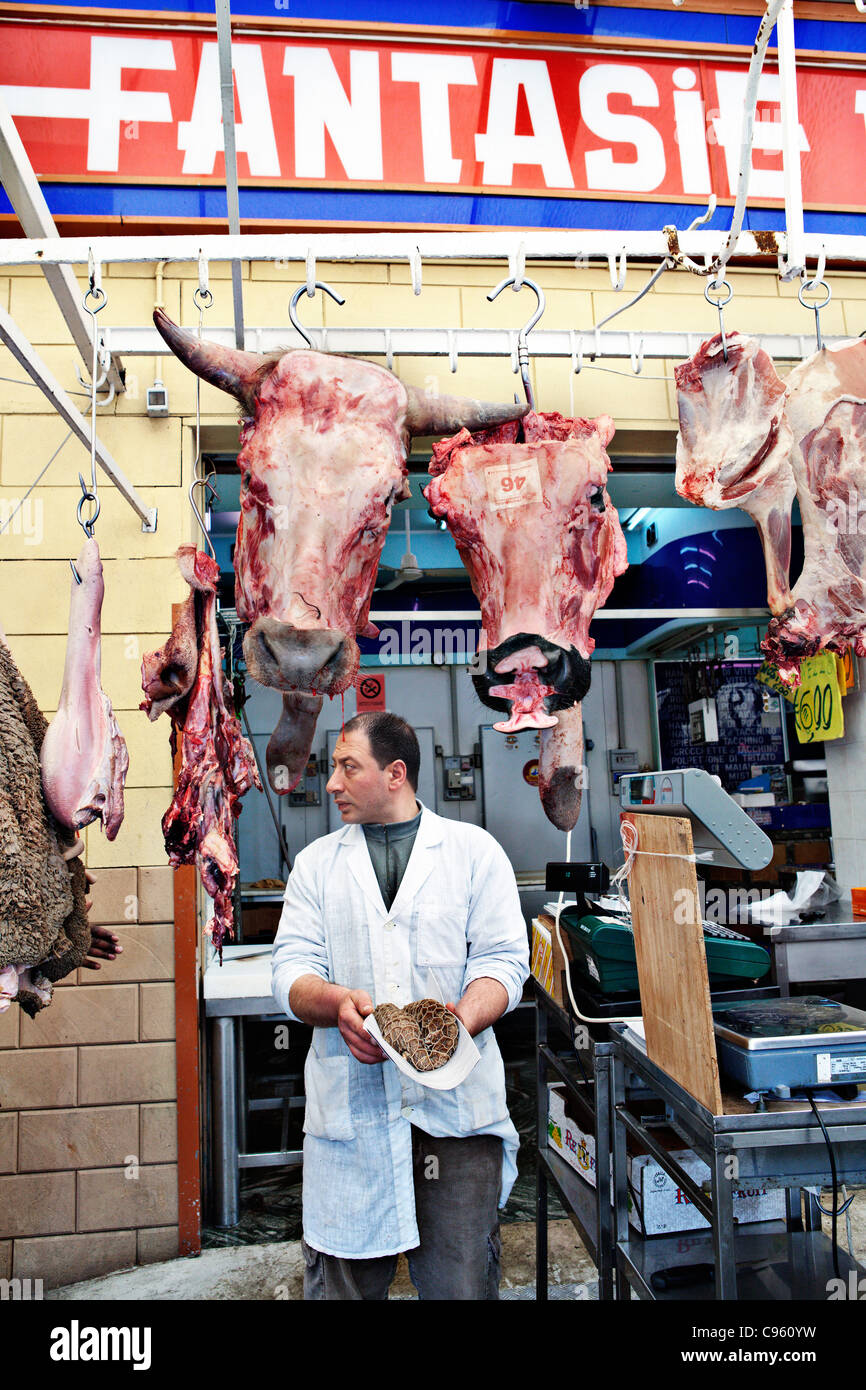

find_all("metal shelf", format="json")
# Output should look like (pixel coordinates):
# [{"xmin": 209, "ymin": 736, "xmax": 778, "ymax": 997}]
[{"xmin": 538, "ymin": 1146, "xmax": 600, "ymax": 1267}]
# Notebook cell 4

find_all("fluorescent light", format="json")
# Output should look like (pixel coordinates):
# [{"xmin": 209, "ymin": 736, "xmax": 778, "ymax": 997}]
[{"xmin": 624, "ymin": 507, "xmax": 651, "ymax": 530}]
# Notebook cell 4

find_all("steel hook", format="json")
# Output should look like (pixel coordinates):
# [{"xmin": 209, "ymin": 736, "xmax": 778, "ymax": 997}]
[
  {"xmin": 705, "ymin": 277, "xmax": 733, "ymax": 361},
  {"xmin": 487, "ymin": 274, "xmax": 546, "ymax": 409},
  {"xmin": 289, "ymin": 281, "xmax": 346, "ymax": 349},
  {"xmin": 798, "ymin": 277, "xmax": 832, "ymax": 353},
  {"xmin": 189, "ymin": 473, "xmax": 219, "ymax": 559}
]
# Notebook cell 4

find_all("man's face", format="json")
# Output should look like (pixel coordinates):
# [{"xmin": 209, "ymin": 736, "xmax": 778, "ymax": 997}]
[{"xmin": 326, "ymin": 730, "xmax": 394, "ymax": 823}]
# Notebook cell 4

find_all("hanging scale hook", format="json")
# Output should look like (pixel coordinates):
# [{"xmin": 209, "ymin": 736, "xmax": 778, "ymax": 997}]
[{"xmin": 798, "ymin": 277, "xmax": 831, "ymax": 353}]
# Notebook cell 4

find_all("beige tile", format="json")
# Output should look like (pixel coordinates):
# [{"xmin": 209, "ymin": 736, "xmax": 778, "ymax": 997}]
[
  {"xmin": 140, "ymin": 984, "xmax": 175, "ymax": 1042},
  {"xmin": 83, "ymin": 788, "xmax": 176, "ymax": 872},
  {"xmin": 77, "ymin": 1163, "xmax": 178, "ymax": 1231},
  {"xmin": 140, "ymin": 1104, "xmax": 177, "ymax": 1164},
  {"xmin": 0, "ymin": 1171, "xmax": 76, "ymax": 1237},
  {"xmin": 87, "ymin": 869, "xmax": 139, "ymax": 926},
  {"xmin": 78, "ymin": 1042, "xmax": 176, "ymax": 1105},
  {"xmin": 13, "ymin": 1231, "xmax": 137, "ymax": 1290},
  {"xmin": 137, "ymin": 1225, "xmax": 179, "ymax": 1264},
  {"xmin": 0, "ymin": 1005, "xmax": 19, "ymax": 1048},
  {"xmin": 18, "ymin": 1106, "xmax": 138, "ymax": 1173},
  {"xmin": 0, "ymin": 1113, "xmax": 17, "ymax": 1174},
  {"xmin": 19, "ymin": 985, "xmax": 138, "ymax": 1048},
  {"xmin": 0, "ymin": 1048, "xmax": 77, "ymax": 1110},
  {"xmin": 138, "ymin": 866, "xmax": 175, "ymax": 923},
  {"xmin": 78, "ymin": 924, "xmax": 175, "ymax": 986}
]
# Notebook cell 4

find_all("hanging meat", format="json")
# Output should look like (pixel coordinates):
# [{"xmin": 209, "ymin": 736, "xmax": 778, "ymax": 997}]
[
  {"xmin": 425, "ymin": 411, "xmax": 628, "ymax": 830},
  {"xmin": 0, "ymin": 626, "xmax": 90, "ymax": 1016},
  {"xmin": 674, "ymin": 332, "xmax": 796, "ymax": 616},
  {"xmin": 40, "ymin": 537, "xmax": 129, "ymax": 839},
  {"xmin": 762, "ymin": 338, "xmax": 866, "ymax": 681},
  {"xmin": 152, "ymin": 309, "xmax": 527, "ymax": 794},
  {"xmin": 141, "ymin": 545, "xmax": 261, "ymax": 954}
]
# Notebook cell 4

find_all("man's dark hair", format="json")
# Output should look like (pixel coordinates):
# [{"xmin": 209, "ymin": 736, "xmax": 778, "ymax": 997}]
[{"xmin": 342, "ymin": 711, "xmax": 420, "ymax": 791}]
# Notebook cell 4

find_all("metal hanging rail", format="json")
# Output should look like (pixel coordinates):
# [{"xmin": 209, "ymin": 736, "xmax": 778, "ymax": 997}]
[{"xmin": 100, "ymin": 324, "xmax": 852, "ymax": 365}]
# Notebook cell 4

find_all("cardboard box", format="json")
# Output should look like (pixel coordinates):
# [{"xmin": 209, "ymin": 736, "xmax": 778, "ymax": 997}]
[
  {"xmin": 628, "ymin": 1151, "xmax": 786, "ymax": 1235},
  {"xmin": 547, "ymin": 1085, "xmax": 785, "ymax": 1235}
]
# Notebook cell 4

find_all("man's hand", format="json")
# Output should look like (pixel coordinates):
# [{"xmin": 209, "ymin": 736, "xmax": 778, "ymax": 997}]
[
  {"xmin": 82, "ymin": 922, "xmax": 122, "ymax": 972},
  {"xmin": 337, "ymin": 989, "xmax": 386, "ymax": 1066}
]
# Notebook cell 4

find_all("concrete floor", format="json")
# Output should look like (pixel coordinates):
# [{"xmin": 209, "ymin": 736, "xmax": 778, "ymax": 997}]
[{"xmin": 45, "ymin": 1193, "xmax": 866, "ymax": 1301}]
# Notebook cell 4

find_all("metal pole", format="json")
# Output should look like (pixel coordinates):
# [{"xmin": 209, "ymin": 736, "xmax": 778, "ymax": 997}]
[
  {"xmin": 777, "ymin": 0, "xmax": 806, "ymax": 280},
  {"xmin": 214, "ymin": 0, "xmax": 246, "ymax": 351}
]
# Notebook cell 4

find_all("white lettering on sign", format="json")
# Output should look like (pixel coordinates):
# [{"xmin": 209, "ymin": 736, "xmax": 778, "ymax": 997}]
[
  {"xmin": 711, "ymin": 70, "xmax": 810, "ymax": 198},
  {"xmin": 282, "ymin": 47, "xmax": 383, "ymax": 180},
  {"xmin": 0, "ymin": 35, "xmax": 175, "ymax": 172},
  {"xmin": 485, "ymin": 459, "xmax": 542, "ymax": 510},
  {"xmin": 855, "ymin": 88, "xmax": 866, "ymax": 138},
  {"xmin": 390, "ymin": 52, "xmax": 477, "ymax": 183},
  {"xmin": 178, "ymin": 43, "xmax": 279, "ymax": 176},
  {"xmin": 474, "ymin": 58, "xmax": 573, "ymax": 188},
  {"xmin": 672, "ymin": 66, "xmax": 711, "ymax": 195},
  {"xmin": 580, "ymin": 63, "xmax": 666, "ymax": 192}
]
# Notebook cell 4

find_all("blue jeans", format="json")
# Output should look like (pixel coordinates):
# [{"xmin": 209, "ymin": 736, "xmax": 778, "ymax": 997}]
[{"xmin": 302, "ymin": 1126, "xmax": 503, "ymax": 1300}]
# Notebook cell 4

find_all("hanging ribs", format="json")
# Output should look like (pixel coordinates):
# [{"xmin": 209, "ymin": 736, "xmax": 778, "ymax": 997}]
[{"xmin": 142, "ymin": 546, "xmax": 261, "ymax": 954}]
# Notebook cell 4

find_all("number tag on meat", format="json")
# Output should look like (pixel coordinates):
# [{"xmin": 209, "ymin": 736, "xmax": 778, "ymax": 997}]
[
  {"xmin": 794, "ymin": 652, "xmax": 845, "ymax": 743},
  {"xmin": 485, "ymin": 460, "xmax": 541, "ymax": 511}
]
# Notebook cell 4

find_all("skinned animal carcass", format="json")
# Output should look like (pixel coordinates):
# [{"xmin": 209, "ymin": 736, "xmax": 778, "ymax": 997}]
[
  {"xmin": 153, "ymin": 309, "xmax": 527, "ymax": 793},
  {"xmin": 40, "ymin": 537, "xmax": 129, "ymax": 840},
  {"xmin": 674, "ymin": 332, "xmax": 796, "ymax": 617},
  {"xmin": 762, "ymin": 339, "xmax": 866, "ymax": 681},
  {"xmin": 425, "ymin": 411, "xmax": 628, "ymax": 830},
  {"xmin": 141, "ymin": 545, "xmax": 261, "ymax": 954}
]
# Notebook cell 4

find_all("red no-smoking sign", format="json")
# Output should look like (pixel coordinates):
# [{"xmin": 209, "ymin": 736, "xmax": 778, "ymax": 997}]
[{"xmin": 356, "ymin": 674, "xmax": 386, "ymax": 711}]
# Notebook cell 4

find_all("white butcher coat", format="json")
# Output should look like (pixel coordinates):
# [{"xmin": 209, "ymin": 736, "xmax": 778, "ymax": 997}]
[{"xmin": 270, "ymin": 804, "xmax": 530, "ymax": 1259}]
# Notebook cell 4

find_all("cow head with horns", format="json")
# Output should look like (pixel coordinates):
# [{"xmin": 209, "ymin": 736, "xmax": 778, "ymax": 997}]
[{"xmin": 154, "ymin": 308, "xmax": 527, "ymax": 791}]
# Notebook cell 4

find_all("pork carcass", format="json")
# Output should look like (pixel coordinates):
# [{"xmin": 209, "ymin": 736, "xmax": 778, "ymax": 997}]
[
  {"xmin": 425, "ymin": 411, "xmax": 628, "ymax": 830},
  {"xmin": 674, "ymin": 332, "xmax": 796, "ymax": 615},
  {"xmin": 141, "ymin": 545, "xmax": 261, "ymax": 953},
  {"xmin": 763, "ymin": 339, "xmax": 866, "ymax": 680},
  {"xmin": 0, "ymin": 628, "xmax": 90, "ymax": 1015},
  {"xmin": 40, "ymin": 537, "xmax": 129, "ymax": 839},
  {"xmin": 153, "ymin": 309, "xmax": 527, "ymax": 793}
]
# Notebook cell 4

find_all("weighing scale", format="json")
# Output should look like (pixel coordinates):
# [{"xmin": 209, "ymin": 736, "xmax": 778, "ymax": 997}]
[{"xmin": 712, "ymin": 995, "xmax": 866, "ymax": 1093}]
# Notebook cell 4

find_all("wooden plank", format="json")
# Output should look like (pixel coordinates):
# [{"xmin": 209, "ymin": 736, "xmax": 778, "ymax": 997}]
[{"xmin": 621, "ymin": 811, "xmax": 723, "ymax": 1116}]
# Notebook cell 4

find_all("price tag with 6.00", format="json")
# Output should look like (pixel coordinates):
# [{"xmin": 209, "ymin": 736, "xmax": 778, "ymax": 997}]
[{"xmin": 794, "ymin": 653, "xmax": 845, "ymax": 743}]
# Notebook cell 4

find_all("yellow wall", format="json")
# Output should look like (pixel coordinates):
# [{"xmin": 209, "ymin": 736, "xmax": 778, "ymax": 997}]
[{"xmin": 1, "ymin": 255, "xmax": 865, "ymax": 1286}]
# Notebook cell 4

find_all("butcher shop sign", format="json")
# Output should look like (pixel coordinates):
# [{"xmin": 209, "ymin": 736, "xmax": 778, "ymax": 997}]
[{"xmin": 4, "ymin": 23, "xmax": 866, "ymax": 211}]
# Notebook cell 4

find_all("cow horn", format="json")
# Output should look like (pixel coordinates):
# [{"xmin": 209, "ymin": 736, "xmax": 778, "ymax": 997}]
[
  {"xmin": 404, "ymin": 386, "xmax": 528, "ymax": 438},
  {"xmin": 153, "ymin": 308, "xmax": 262, "ymax": 411}
]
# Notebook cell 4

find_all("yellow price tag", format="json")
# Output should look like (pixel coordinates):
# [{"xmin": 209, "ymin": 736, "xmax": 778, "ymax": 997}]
[
  {"xmin": 755, "ymin": 661, "xmax": 796, "ymax": 703},
  {"xmin": 837, "ymin": 646, "xmax": 856, "ymax": 693},
  {"xmin": 794, "ymin": 653, "xmax": 845, "ymax": 742}
]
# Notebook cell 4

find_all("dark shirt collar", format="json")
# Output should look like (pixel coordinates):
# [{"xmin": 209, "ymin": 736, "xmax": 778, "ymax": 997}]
[{"xmin": 361, "ymin": 803, "xmax": 422, "ymax": 841}]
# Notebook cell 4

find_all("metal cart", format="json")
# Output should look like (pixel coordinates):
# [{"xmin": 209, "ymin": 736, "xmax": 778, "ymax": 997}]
[{"xmin": 609, "ymin": 1024, "xmax": 866, "ymax": 1300}]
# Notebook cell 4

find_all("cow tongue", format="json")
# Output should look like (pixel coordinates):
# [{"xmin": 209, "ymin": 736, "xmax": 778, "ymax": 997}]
[{"xmin": 538, "ymin": 702, "xmax": 585, "ymax": 831}]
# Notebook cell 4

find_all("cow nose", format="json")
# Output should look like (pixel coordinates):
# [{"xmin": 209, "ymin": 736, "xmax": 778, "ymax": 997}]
[{"xmin": 243, "ymin": 618, "xmax": 349, "ymax": 693}]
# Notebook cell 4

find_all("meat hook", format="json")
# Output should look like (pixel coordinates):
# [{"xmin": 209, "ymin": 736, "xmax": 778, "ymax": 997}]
[
  {"xmin": 289, "ymin": 281, "xmax": 346, "ymax": 349},
  {"xmin": 189, "ymin": 473, "xmax": 219, "ymax": 560},
  {"xmin": 705, "ymin": 277, "xmax": 733, "ymax": 361},
  {"xmin": 798, "ymin": 277, "xmax": 831, "ymax": 353},
  {"xmin": 487, "ymin": 274, "xmax": 546, "ymax": 409}
]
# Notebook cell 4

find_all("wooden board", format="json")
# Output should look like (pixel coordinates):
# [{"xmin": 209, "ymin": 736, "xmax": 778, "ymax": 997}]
[{"xmin": 622, "ymin": 811, "xmax": 723, "ymax": 1116}]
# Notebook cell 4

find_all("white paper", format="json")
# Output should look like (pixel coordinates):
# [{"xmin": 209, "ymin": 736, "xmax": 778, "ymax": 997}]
[
  {"xmin": 745, "ymin": 870, "xmax": 829, "ymax": 925},
  {"xmin": 364, "ymin": 1011, "xmax": 481, "ymax": 1091}
]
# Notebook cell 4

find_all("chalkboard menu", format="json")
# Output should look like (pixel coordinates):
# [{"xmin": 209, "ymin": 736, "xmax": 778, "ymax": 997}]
[{"xmin": 654, "ymin": 661, "xmax": 785, "ymax": 792}]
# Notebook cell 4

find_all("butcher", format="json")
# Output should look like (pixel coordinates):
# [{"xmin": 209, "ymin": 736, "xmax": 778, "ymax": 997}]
[{"xmin": 270, "ymin": 711, "xmax": 529, "ymax": 1300}]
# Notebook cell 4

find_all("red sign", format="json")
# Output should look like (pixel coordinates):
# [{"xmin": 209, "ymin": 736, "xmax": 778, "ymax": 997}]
[
  {"xmin": 2, "ymin": 22, "xmax": 866, "ymax": 208},
  {"xmin": 356, "ymin": 674, "xmax": 386, "ymax": 711}
]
